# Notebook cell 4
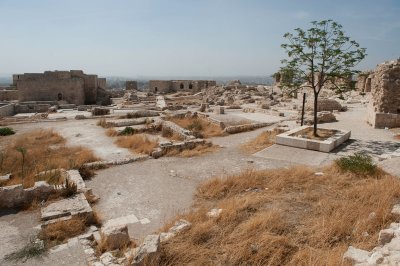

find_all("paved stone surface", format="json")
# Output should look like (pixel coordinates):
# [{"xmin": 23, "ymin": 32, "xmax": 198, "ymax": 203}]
[
  {"xmin": 253, "ymin": 144, "xmax": 337, "ymax": 166},
  {"xmin": 379, "ymin": 157, "xmax": 400, "ymax": 177}
]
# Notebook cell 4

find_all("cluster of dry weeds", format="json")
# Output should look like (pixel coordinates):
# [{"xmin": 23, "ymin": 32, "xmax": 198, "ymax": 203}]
[
  {"xmin": 115, "ymin": 134, "xmax": 159, "ymax": 155},
  {"xmin": 159, "ymin": 165, "xmax": 400, "ymax": 265},
  {"xmin": 240, "ymin": 129, "xmax": 279, "ymax": 154},
  {"xmin": 167, "ymin": 117, "xmax": 225, "ymax": 138},
  {"xmin": 166, "ymin": 143, "xmax": 220, "ymax": 158},
  {"xmin": 0, "ymin": 130, "xmax": 98, "ymax": 187}
]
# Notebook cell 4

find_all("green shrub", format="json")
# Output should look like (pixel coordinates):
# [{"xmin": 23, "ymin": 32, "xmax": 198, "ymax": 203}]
[
  {"xmin": 0, "ymin": 127, "xmax": 15, "ymax": 136},
  {"xmin": 118, "ymin": 126, "xmax": 136, "ymax": 136},
  {"xmin": 336, "ymin": 153, "xmax": 377, "ymax": 175}
]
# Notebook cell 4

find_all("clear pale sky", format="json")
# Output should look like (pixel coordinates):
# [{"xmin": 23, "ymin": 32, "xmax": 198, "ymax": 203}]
[{"xmin": 0, "ymin": 0, "xmax": 399, "ymax": 77}]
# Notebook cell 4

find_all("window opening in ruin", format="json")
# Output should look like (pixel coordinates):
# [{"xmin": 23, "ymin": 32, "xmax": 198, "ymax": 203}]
[
  {"xmin": 155, "ymin": 87, "xmax": 158, "ymax": 93},
  {"xmin": 57, "ymin": 93, "xmax": 63, "ymax": 101},
  {"xmin": 180, "ymin": 83, "xmax": 184, "ymax": 89},
  {"xmin": 189, "ymin": 84, "xmax": 193, "ymax": 89}
]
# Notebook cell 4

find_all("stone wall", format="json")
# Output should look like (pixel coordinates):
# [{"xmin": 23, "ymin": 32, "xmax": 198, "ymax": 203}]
[
  {"xmin": 0, "ymin": 181, "xmax": 56, "ymax": 209},
  {"xmin": 0, "ymin": 103, "xmax": 15, "ymax": 117},
  {"xmin": 149, "ymin": 80, "xmax": 216, "ymax": 94},
  {"xmin": 0, "ymin": 89, "xmax": 18, "ymax": 101},
  {"xmin": 12, "ymin": 70, "xmax": 107, "ymax": 105},
  {"xmin": 305, "ymin": 98, "xmax": 343, "ymax": 112},
  {"xmin": 367, "ymin": 59, "xmax": 400, "ymax": 128},
  {"xmin": 17, "ymin": 77, "xmax": 86, "ymax": 105},
  {"xmin": 356, "ymin": 71, "xmax": 373, "ymax": 92}
]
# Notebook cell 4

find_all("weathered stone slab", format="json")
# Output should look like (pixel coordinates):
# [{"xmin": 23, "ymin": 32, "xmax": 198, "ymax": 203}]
[
  {"xmin": 101, "ymin": 224, "xmax": 130, "ymax": 250},
  {"xmin": 131, "ymin": 234, "xmax": 160, "ymax": 266},
  {"xmin": 67, "ymin": 170, "xmax": 86, "ymax": 192},
  {"xmin": 41, "ymin": 193, "xmax": 92, "ymax": 221}
]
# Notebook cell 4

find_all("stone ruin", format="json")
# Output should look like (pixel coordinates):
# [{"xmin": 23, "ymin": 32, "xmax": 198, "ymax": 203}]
[
  {"xmin": 356, "ymin": 71, "xmax": 373, "ymax": 92},
  {"xmin": 366, "ymin": 59, "xmax": 400, "ymax": 128}
]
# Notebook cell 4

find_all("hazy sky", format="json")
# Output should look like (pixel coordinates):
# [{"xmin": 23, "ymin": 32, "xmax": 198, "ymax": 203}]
[{"xmin": 0, "ymin": 0, "xmax": 399, "ymax": 77}]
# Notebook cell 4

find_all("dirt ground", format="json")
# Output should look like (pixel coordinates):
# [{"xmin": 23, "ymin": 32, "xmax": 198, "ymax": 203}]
[{"xmin": 0, "ymin": 102, "xmax": 399, "ymax": 264}]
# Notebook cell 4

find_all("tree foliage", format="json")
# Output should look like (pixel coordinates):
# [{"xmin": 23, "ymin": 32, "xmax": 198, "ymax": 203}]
[{"xmin": 279, "ymin": 20, "xmax": 366, "ymax": 135}]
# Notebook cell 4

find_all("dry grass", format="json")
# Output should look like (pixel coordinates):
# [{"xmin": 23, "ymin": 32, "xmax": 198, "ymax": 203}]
[
  {"xmin": 115, "ymin": 134, "xmax": 159, "ymax": 155},
  {"xmin": 39, "ymin": 217, "xmax": 87, "ymax": 247},
  {"xmin": 240, "ymin": 129, "xmax": 278, "ymax": 154},
  {"xmin": 161, "ymin": 127, "xmax": 184, "ymax": 141},
  {"xmin": 0, "ymin": 130, "xmax": 98, "ymax": 188},
  {"xmin": 167, "ymin": 117, "xmax": 225, "ymax": 138},
  {"xmin": 291, "ymin": 127, "xmax": 336, "ymax": 140},
  {"xmin": 159, "ymin": 165, "xmax": 400, "ymax": 265},
  {"xmin": 39, "ymin": 210, "xmax": 102, "ymax": 248},
  {"xmin": 105, "ymin": 128, "xmax": 118, "ymax": 137},
  {"xmin": 166, "ymin": 143, "xmax": 220, "ymax": 158},
  {"xmin": 97, "ymin": 118, "xmax": 108, "ymax": 128}
]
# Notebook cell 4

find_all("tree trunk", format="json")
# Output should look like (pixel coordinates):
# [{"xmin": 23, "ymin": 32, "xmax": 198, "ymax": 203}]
[{"xmin": 313, "ymin": 92, "xmax": 319, "ymax": 136}]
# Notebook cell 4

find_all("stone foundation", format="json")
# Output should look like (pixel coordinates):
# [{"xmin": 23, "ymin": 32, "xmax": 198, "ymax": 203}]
[{"xmin": 0, "ymin": 181, "xmax": 56, "ymax": 209}]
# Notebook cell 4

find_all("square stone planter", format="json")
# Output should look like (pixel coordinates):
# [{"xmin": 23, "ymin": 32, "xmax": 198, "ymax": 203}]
[{"xmin": 276, "ymin": 126, "xmax": 351, "ymax": 153}]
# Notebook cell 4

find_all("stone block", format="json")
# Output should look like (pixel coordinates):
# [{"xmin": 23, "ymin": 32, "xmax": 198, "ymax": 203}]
[
  {"xmin": 214, "ymin": 106, "xmax": 224, "ymax": 114},
  {"xmin": 131, "ymin": 234, "xmax": 160, "ymax": 266},
  {"xmin": 343, "ymin": 246, "xmax": 370, "ymax": 264},
  {"xmin": 101, "ymin": 224, "xmax": 130, "ymax": 250},
  {"xmin": 41, "ymin": 193, "xmax": 92, "ymax": 221},
  {"xmin": 379, "ymin": 229, "xmax": 395, "ymax": 245}
]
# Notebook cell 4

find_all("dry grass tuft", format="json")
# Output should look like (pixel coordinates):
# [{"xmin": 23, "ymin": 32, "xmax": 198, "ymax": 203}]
[
  {"xmin": 105, "ymin": 128, "xmax": 118, "ymax": 137},
  {"xmin": 97, "ymin": 118, "xmax": 108, "ymax": 128},
  {"xmin": 167, "ymin": 117, "xmax": 225, "ymax": 138},
  {"xmin": 159, "ymin": 165, "xmax": 400, "ymax": 265},
  {"xmin": 39, "ymin": 217, "xmax": 87, "ymax": 247},
  {"xmin": 115, "ymin": 134, "xmax": 158, "ymax": 155},
  {"xmin": 166, "ymin": 143, "xmax": 220, "ymax": 158},
  {"xmin": 0, "ymin": 129, "xmax": 98, "ymax": 188},
  {"xmin": 240, "ymin": 129, "xmax": 279, "ymax": 154}
]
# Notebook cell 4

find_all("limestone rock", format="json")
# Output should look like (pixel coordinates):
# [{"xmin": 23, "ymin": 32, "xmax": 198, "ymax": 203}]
[
  {"xmin": 379, "ymin": 228, "xmax": 395, "ymax": 245},
  {"xmin": 343, "ymin": 246, "xmax": 370, "ymax": 264},
  {"xmin": 207, "ymin": 208, "xmax": 223, "ymax": 218},
  {"xmin": 101, "ymin": 224, "xmax": 130, "ymax": 250},
  {"xmin": 131, "ymin": 234, "xmax": 160, "ymax": 266}
]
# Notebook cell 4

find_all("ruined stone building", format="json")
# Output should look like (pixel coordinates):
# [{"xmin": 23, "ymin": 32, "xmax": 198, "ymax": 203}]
[
  {"xmin": 356, "ymin": 71, "xmax": 373, "ymax": 92},
  {"xmin": 367, "ymin": 59, "xmax": 400, "ymax": 128},
  {"xmin": 149, "ymin": 80, "xmax": 216, "ymax": 94},
  {"xmin": 0, "ymin": 70, "xmax": 110, "ymax": 105},
  {"xmin": 126, "ymin": 81, "xmax": 138, "ymax": 90}
]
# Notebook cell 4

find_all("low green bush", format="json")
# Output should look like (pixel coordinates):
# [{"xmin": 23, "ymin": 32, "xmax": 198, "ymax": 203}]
[
  {"xmin": 118, "ymin": 127, "xmax": 136, "ymax": 136},
  {"xmin": 0, "ymin": 127, "xmax": 15, "ymax": 136},
  {"xmin": 335, "ymin": 152, "xmax": 377, "ymax": 176}
]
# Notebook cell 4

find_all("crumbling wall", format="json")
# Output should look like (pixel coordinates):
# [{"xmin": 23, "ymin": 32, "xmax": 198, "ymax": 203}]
[
  {"xmin": 0, "ymin": 181, "xmax": 56, "ymax": 209},
  {"xmin": 367, "ymin": 59, "xmax": 400, "ymax": 128},
  {"xmin": 0, "ymin": 103, "xmax": 15, "ymax": 117},
  {"xmin": 0, "ymin": 89, "xmax": 18, "ymax": 101},
  {"xmin": 149, "ymin": 80, "xmax": 216, "ymax": 94},
  {"xmin": 12, "ymin": 70, "xmax": 106, "ymax": 106},
  {"xmin": 17, "ymin": 77, "xmax": 86, "ymax": 105}
]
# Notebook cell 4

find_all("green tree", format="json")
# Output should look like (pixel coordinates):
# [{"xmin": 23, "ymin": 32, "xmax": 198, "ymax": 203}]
[{"xmin": 279, "ymin": 20, "xmax": 366, "ymax": 136}]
